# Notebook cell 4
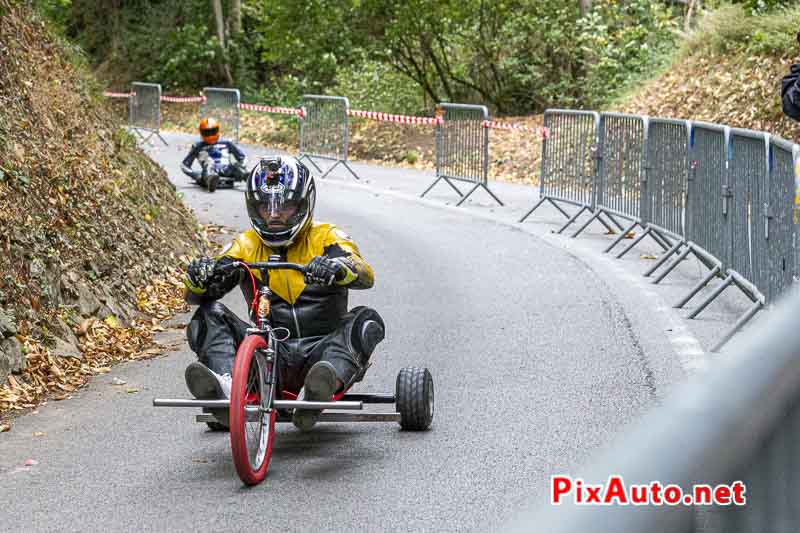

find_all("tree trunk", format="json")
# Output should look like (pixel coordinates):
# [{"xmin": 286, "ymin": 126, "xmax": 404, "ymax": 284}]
[
  {"xmin": 685, "ymin": 0, "xmax": 698, "ymax": 32},
  {"xmin": 210, "ymin": 0, "xmax": 233, "ymax": 85},
  {"xmin": 579, "ymin": 0, "xmax": 591, "ymax": 16},
  {"xmin": 231, "ymin": 0, "xmax": 242, "ymax": 35}
]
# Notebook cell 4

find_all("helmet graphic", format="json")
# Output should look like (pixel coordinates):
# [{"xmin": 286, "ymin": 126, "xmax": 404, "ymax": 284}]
[{"xmin": 245, "ymin": 156, "xmax": 315, "ymax": 247}]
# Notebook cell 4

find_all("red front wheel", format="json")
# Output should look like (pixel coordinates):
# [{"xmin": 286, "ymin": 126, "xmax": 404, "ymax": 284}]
[{"xmin": 230, "ymin": 335, "xmax": 277, "ymax": 486}]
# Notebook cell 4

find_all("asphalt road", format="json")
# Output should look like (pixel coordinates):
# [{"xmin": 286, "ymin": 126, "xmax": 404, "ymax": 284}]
[{"xmin": 0, "ymin": 132, "xmax": 708, "ymax": 532}]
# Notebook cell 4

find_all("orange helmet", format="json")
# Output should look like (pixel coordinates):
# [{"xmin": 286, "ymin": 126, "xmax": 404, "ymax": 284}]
[{"xmin": 199, "ymin": 117, "xmax": 220, "ymax": 144}]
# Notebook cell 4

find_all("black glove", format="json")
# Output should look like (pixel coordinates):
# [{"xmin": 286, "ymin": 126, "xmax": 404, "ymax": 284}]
[
  {"xmin": 304, "ymin": 256, "xmax": 343, "ymax": 286},
  {"xmin": 185, "ymin": 257, "xmax": 218, "ymax": 294}
]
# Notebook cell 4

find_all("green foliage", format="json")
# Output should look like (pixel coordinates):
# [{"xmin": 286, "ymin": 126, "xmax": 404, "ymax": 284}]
[
  {"xmin": 683, "ymin": 3, "xmax": 800, "ymax": 56},
  {"xmin": 46, "ymin": 0, "xmax": 685, "ymax": 114},
  {"xmin": 730, "ymin": 0, "xmax": 788, "ymax": 15},
  {"xmin": 332, "ymin": 59, "xmax": 425, "ymax": 114},
  {"xmin": 147, "ymin": 24, "xmax": 222, "ymax": 90},
  {"xmin": 33, "ymin": 0, "xmax": 72, "ymax": 28},
  {"xmin": 575, "ymin": 0, "xmax": 679, "ymax": 107}
]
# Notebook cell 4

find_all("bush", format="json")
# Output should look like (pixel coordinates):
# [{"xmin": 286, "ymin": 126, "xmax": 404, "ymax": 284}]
[
  {"xmin": 331, "ymin": 59, "xmax": 426, "ymax": 114},
  {"xmin": 682, "ymin": 4, "xmax": 800, "ymax": 56},
  {"xmin": 730, "ymin": 0, "xmax": 789, "ymax": 15},
  {"xmin": 575, "ymin": 0, "xmax": 679, "ymax": 108}
]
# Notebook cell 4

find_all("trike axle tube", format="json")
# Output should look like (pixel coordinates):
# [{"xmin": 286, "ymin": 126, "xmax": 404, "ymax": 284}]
[{"xmin": 153, "ymin": 398, "xmax": 364, "ymax": 410}]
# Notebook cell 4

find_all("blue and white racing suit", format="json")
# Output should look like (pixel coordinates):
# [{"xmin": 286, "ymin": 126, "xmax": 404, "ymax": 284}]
[{"xmin": 181, "ymin": 139, "xmax": 249, "ymax": 182}]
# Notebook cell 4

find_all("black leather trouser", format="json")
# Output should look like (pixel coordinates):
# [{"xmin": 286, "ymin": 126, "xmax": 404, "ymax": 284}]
[{"xmin": 186, "ymin": 301, "xmax": 385, "ymax": 393}]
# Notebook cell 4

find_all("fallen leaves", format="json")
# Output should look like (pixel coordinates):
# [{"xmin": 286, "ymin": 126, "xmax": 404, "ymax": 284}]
[
  {"xmin": 619, "ymin": 47, "xmax": 800, "ymax": 142},
  {"xmin": 0, "ymin": 267, "xmax": 189, "ymax": 416},
  {"xmin": 0, "ymin": 4, "xmax": 208, "ymax": 419}
]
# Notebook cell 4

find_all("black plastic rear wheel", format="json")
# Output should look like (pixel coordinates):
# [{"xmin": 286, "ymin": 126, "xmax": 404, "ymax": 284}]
[
  {"xmin": 204, "ymin": 408, "xmax": 229, "ymax": 432},
  {"xmin": 207, "ymin": 174, "xmax": 219, "ymax": 193},
  {"xmin": 396, "ymin": 367, "xmax": 434, "ymax": 430}
]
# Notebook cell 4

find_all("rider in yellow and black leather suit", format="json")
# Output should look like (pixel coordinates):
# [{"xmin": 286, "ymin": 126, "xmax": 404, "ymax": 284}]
[{"xmin": 183, "ymin": 155, "xmax": 384, "ymax": 430}]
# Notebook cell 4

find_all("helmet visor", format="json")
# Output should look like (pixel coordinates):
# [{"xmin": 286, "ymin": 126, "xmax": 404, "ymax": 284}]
[{"xmin": 255, "ymin": 187, "xmax": 308, "ymax": 233}]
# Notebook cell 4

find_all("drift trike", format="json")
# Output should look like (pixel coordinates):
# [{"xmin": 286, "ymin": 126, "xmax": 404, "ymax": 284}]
[{"xmin": 153, "ymin": 259, "xmax": 434, "ymax": 485}]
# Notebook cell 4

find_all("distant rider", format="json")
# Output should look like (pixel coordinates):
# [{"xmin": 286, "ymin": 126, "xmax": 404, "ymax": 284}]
[
  {"xmin": 182, "ymin": 155, "xmax": 385, "ymax": 431},
  {"xmin": 181, "ymin": 118, "xmax": 248, "ymax": 192},
  {"xmin": 782, "ymin": 63, "xmax": 800, "ymax": 121},
  {"xmin": 781, "ymin": 32, "xmax": 800, "ymax": 121}
]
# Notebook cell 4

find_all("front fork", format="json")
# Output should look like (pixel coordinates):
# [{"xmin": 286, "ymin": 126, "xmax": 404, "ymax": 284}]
[{"xmin": 252, "ymin": 286, "xmax": 278, "ymax": 415}]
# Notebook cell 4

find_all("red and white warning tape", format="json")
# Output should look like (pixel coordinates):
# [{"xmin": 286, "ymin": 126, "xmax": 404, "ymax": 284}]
[
  {"xmin": 102, "ymin": 90, "xmax": 548, "ymax": 138},
  {"xmin": 347, "ymin": 109, "xmax": 443, "ymax": 126},
  {"xmin": 483, "ymin": 120, "xmax": 549, "ymax": 139},
  {"xmin": 103, "ymin": 91, "xmax": 205, "ymax": 103},
  {"xmin": 161, "ymin": 95, "xmax": 205, "ymax": 103},
  {"xmin": 239, "ymin": 102, "xmax": 305, "ymax": 117}
]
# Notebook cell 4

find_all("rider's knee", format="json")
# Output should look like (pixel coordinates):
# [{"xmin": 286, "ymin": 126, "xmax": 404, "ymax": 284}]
[
  {"xmin": 348, "ymin": 307, "xmax": 385, "ymax": 361},
  {"xmin": 195, "ymin": 301, "xmax": 228, "ymax": 320}
]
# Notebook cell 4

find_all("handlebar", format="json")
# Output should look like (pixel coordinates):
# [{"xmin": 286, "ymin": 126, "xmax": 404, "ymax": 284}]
[{"xmin": 218, "ymin": 260, "xmax": 307, "ymax": 274}]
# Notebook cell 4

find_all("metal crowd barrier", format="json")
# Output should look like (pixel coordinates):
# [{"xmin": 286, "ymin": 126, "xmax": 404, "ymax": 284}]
[
  {"xmin": 201, "ymin": 87, "xmax": 240, "ymax": 143},
  {"xmin": 421, "ymin": 103, "xmax": 502, "ymax": 206},
  {"xmin": 508, "ymin": 289, "xmax": 800, "ymax": 533},
  {"xmin": 519, "ymin": 110, "xmax": 618, "ymax": 234},
  {"xmin": 766, "ymin": 138, "xmax": 798, "ymax": 304},
  {"xmin": 298, "ymin": 94, "xmax": 359, "ymax": 180},
  {"xmin": 129, "ymin": 82, "xmax": 167, "ymax": 145},
  {"xmin": 623, "ymin": 118, "xmax": 690, "ymax": 264},
  {"xmin": 521, "ymin": 109, "xmax": 800, "ymax": 351},
  {"xmin": 572, "ymin": 113, "xmax": 656, "ymax": 245}
]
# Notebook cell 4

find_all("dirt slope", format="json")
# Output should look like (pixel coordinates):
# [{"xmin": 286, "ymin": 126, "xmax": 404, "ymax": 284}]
[{"xmin": 0, "ymin": 1, "xmax": 207, "ymax": 420}]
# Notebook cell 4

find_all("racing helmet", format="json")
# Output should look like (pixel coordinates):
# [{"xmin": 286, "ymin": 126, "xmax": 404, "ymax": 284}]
[
  {"xmin": 199, "ymin": 117, "xmax": 220, "ymax": 144},
  {"xmin": 246, "ymin": 156, "xmax": 315, "ymax": 247}
]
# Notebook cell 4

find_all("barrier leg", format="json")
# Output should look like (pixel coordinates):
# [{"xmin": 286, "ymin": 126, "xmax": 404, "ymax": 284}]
[
  {"xmin": 615, "ymin": 226, "xmax": 650, "ymax": 259},
  {"xmin": 421, "ymin": 176, "xmax": 464, "ymax": 198},
  {"xmin": 519, "ymin": 197, "xmax": 547, "ymax": 223},
  {"xmin": 443, "ymin": 178, "xmax": 465, "ymax": 197},
  {"xmin": 652, "ymin": 245, "xmax": 692, "ymax": 284},
  {"xmin": 603, "ymin": 212, "xmax": 626, "ymax": 233},
  {"xmin": 649, "ymin": 229, "xmax": 672, "ymax": 252},
  {"xmin": 479, "ymin": 184, "xmax": 504, "ymax": 207},
  {"xmin": 547, "ymin": 198, "xmax": 572, "ymax": 220},
  {"xmin": 556, "ymin": 205, "xmax": 589, "ymax": 234},
  {"xmin": 595, "ymin": 213, "xmax": 619, "ymax": 234},
  {"xmin": 604, "ymin": 221, "xmax": 640, "ymax": 253},
  {"xmin": 155, "ymin": 132, "xmax": 169, "ymax": 146},
  {"xmin": 674, "ymin": 264, "xmax": 722, "ymax": 309},
  {"xmin": 141, "ymin": 131, "xmax": 156, "ymax": 145},
  {"xmin": 688, "ymin": 274, "xmax": 734, "ymax": 319},
  {"xmin": 455, "ymin": 183, "xmax": 482, "ymax": 207},
  {"xmin": 570, "ymin": 209, "xmax": 603, "ymax": 238},
  {"xmin": 340, "ymin": 160, "xmax": 361, "ymax": 180},
  {"xmin": 320, "ymin": 160, "xmax": 343, "ymax": 179},
  {"xmin": 643, "ymin": 239, "xmax": 683, "ymax": 278},
  {"xmin": 710, "ymin": 299, "xmax": 764, "ymax": 352},
  {"xmin": 299, "ymin": 155, "xmax": 324, "ymax": 173}
]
